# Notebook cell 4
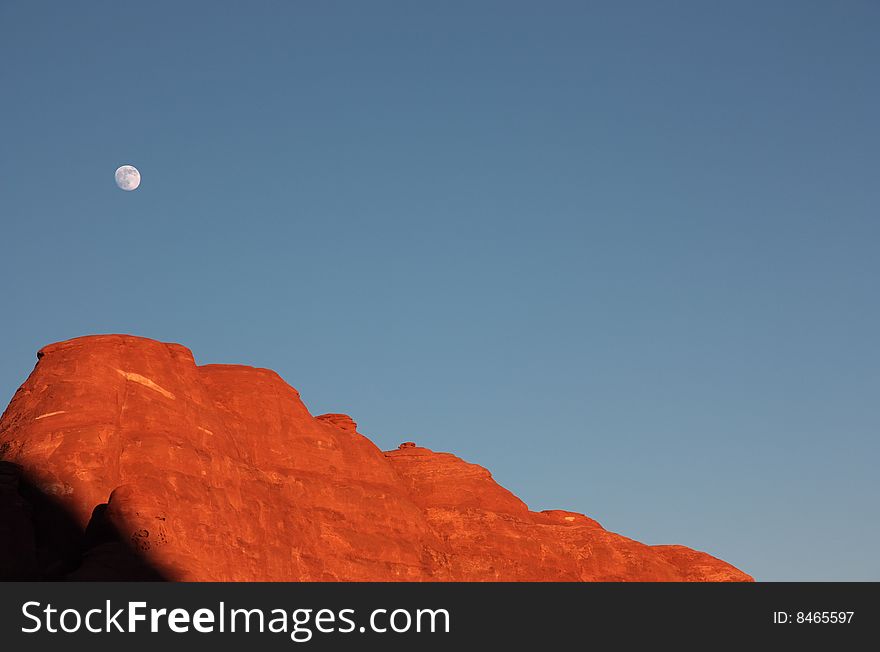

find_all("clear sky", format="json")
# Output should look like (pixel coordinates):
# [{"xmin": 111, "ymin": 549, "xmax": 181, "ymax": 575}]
[{"xmin": 1, "ymin": 1, "xmax": 878, "ymax": 581}]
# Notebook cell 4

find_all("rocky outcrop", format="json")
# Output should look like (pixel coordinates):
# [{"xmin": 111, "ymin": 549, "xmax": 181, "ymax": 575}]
[
  {"xmin": 0, "ymin": 335, "xmax": 751, "ymax": 581},
  {"xmin": 315, "ymin": 413, "xmax": 358, "ymax": 433}
]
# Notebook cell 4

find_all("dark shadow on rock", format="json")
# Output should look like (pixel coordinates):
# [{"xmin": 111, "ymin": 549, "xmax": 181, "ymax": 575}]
[{"xmin": 0, "ymin": 461, "xmax": 168, "ymax": 581}]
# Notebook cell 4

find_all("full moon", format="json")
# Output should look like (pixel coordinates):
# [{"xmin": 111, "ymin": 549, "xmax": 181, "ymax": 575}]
[{"xmin": 115, "ymin": 165, "xmax": 141, "ymax": 191}]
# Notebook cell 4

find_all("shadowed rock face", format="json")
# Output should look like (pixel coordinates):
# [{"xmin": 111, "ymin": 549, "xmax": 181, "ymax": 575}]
[{"xmin": 0, "ymin": 335, "xmax": 752, "ymax": 581}]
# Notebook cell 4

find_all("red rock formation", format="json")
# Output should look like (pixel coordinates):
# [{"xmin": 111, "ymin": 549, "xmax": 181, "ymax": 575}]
[{"xmin": 0, "ymin": 335, "xmax": 751, "ymax": 581}]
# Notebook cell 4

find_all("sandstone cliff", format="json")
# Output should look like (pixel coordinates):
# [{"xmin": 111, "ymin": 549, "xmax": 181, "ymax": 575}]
[{"xmin": 0, "ymin": 335, "xmax": 751, "ymax": 581}]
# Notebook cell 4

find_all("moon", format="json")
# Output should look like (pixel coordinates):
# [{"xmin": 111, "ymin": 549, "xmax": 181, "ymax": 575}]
[{"xmin": 115, "ymin": 165, "xmax": 141, "ymax": 191}]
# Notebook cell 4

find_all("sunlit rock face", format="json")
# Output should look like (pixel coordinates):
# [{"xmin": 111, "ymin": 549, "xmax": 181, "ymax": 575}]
[{"xmin": 0, "ymin": 335, "xmax": 752, "ymax": 581}]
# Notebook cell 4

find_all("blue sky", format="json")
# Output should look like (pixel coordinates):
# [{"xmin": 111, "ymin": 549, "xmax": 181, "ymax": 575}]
[{"xmin": 1, "ymin": 1, "xmax": 878, "ymax": 580}]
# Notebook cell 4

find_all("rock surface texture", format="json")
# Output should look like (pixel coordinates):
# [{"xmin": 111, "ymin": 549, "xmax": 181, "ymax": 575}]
[{"xmin": 0, "ymin": 335, "xmax": 752, "ymax": 581}]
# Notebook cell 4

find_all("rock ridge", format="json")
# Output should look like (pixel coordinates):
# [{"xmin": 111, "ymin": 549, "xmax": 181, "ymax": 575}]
[{"xmin": 0, "ymin": 334, "xmax": 751, "ymax": 581}]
